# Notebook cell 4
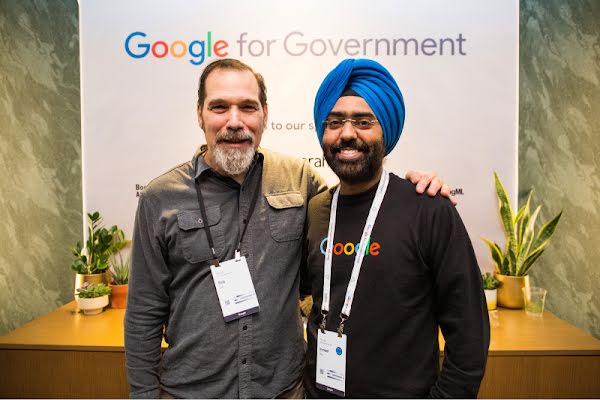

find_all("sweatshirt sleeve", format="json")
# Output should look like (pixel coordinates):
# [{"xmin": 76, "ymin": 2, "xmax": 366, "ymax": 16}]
[
  {"xmin": 124, "ymin": 192, "xmax": 172, "ymax": 398},
  {"xmin": 421, "ymin": 200, "xmax": 490, "ymax": 398}
]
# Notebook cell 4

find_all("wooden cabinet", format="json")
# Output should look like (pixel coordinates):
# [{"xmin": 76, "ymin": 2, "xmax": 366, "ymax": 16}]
[
  {"xmin": 1, "ymin": 302, "xmax": 599, "ymax": 398},
  {"xmin": 468, "ymin": 309, "xmax": 600, "ymax": 398}
]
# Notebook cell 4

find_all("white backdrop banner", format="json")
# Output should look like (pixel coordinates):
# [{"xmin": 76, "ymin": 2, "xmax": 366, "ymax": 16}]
[{"xmin": 79, "ymin": 0, "xmax": 518, "ymax": 272}]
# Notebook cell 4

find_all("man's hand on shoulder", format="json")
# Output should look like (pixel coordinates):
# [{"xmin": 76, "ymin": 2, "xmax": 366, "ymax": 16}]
[{"xmin": 405, "ymin": 170, "xmax": 458, "ymax": 206}]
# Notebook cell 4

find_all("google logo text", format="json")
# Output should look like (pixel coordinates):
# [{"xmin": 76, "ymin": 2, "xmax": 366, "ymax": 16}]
[
  {"xmin": 320, "ymin": 237, "xmax": 381, "ymax": 257},
  {"xmin": 124, "ymin": 31, "xmax": 228, "ymax": 66}
]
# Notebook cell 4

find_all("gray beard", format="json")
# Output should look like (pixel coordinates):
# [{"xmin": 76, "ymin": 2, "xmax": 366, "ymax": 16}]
[{"xmin": 212, "ymin": 143, "xmax": 256, "ymax": 176}]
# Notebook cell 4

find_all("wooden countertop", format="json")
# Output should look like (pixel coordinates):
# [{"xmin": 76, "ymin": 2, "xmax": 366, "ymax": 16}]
[
  {"xmin": 0, "ymin": 301, "xmax": 166, "ymax": 352},
  {"xmin": 439, "ymin": 308, "xmax": 600, "ymax": 356},
  {"xmin": 2, "ymin": 302, "xmax": 599, "ymax": 355},
  {"xmin": 486, "ymin": 308, "xmax": 600, "ymax": 355}
]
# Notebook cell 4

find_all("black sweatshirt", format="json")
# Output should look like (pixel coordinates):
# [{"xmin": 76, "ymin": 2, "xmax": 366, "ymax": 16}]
[{"xmin": 303, "ymin": 174, "xmax": 490, "ymax": 398}]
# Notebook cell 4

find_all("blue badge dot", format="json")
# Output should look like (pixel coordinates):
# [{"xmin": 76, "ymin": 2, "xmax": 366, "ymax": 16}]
[{"xmin": 336, "ymin": 347, "xmax": 343, "ymax": 355}]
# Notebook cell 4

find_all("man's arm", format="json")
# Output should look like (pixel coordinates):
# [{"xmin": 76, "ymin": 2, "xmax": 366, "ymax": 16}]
[
  {"xmin": 405, "ymin": 170, "xmax": 457, "ymax": 205},
  {"xmin": 422, "ymin": 202, "xmax": 490, "ymax": 398},
  {"xmin": 306, "ymin": 163, "xmax": 329, "ymax": 200},
  {"xmin": 300, "ymin": 163, "xmax": 329, "ymax": 305},
  {"xmin": 124, "ymin": 192, "xmax": 171, "ymax": 399}
]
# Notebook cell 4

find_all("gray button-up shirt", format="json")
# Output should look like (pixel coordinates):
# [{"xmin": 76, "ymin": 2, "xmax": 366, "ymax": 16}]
[{"xmin": 125, "ymin": 147, "xmax": 326, "ymax": 398}]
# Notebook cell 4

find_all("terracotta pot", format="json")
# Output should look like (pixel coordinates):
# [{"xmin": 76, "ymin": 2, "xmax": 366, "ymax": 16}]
[
  {"xmin": 496, "ymin": 274, "xmax": 530, "ymax": 309},
  {"xmin": 76, "ymin": 295, "xmax": 109, "ymax": 315},
  {"xmin": 109, "ymin": 283, "xmax": 128, "ymax": 309},
  {"xmin": 74, "ymin": 272, "xmax": 110, "ymax": 296}
]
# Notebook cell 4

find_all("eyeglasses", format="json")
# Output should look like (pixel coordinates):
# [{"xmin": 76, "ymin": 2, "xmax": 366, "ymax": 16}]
[{"xmin": 323, "ymin": 117, "xmax": 379, "ymax": 131}]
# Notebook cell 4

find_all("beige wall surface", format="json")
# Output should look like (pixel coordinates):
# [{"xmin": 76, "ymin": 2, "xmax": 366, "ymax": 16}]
[{"xmin": 1, "ymin": 0, "xmax": 598, "ymax": 339}]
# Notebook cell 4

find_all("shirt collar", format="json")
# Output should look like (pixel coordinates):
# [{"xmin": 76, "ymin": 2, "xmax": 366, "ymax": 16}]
[{"xmin": 193, "ymin": 145, "xmax": 211, "ymax": 180}]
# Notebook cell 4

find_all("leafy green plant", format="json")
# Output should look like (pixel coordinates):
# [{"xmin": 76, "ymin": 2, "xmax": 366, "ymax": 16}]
[
  {"xmin": 481, "ymin": 272, "xmax": 500, "ymax": 290},
  {"xmin": 111, "ymin": 253, "xmax": 130, "ymax": 285},
  {"xmin": 76, "ymin": 282, "xmax": 112, "ymax": 298},
  {"xmin": 71, "ymin": 211, "xmax": 130, "ymax": 275},
  {"xmin": 483, "ymin": 172, "xmax": 562, "ymax": 276}
]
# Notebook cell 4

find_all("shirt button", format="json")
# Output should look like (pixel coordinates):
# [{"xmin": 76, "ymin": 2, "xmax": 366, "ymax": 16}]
[
  {"xmin": 243, "ymin": 325, "xmax": 248, "ymax": 330},
  {"xmin": 242, "ymin": 359, "xmax": 247, "ymax": 364}
]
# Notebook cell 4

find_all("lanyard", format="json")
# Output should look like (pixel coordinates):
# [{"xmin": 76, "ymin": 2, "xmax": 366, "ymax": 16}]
[
  {"xmin": 320, "ymin": 170, "xmax": 390, "ymax": 336},
  {"xmin": 194, "ymin": 174, "xmax": 260, "ymax": 267}
]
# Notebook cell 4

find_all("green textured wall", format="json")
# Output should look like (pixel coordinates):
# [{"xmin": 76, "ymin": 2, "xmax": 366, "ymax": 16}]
[
  {"xmin": 0, "ymin": 1, "xmax": 598, "ymax": 339},
  {"xmin": 0, "ymin": 0, "xmax": 81, "ymax": 335},
  {"xmin": 520, "ymin": 0, "xmax": 600, "ymax": 338}
]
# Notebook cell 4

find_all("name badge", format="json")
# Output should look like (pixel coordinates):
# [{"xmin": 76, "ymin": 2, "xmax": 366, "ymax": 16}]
[
  {"xmin": 210, "ymin": 256, "xmax": 259, "ymax": 322},
  {"xmin": 316, "ymin": 329, "xmax": 347, "ymax": 397}
]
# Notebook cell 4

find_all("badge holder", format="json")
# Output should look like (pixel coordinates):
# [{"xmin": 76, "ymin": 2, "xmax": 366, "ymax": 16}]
[
  {"xmin": 195, "ymin": 177, "xmax": 261, "ymax": 322},
  {"xmin": 316, "ymin": 312, "xmax": 348, "ymax": 397},
  {"xmin": 316, "ymin": 172, "xmax": 390, "ymax": 398}
]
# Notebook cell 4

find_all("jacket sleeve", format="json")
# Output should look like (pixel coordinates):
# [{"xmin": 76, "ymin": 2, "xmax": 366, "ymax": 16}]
[
  {"xmin": 306, "ymin": 164, "xmax": 329, "ymax": 200},
  {"xmin": 300, "ymin": 163, "xmax": 329, "ymax": 298},
  {"xmin": 124, "ymin": 192, "xmax": 171, "ymax": 398},
  {"xmin": 422, "ymin": 200, "xmax": 490, "ymax": 398}
]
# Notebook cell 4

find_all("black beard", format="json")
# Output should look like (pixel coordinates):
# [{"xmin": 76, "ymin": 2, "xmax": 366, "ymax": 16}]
[{"xmin": 323, "ymin": 138, "xmax": 385, "ymax": 184}]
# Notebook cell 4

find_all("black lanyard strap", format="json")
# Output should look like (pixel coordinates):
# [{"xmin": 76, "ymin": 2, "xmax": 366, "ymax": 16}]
[
  {"xmin": 194, "ymin": 179, "xmax": 220, "ymax": 267},
  {"xmin": 236, "ymin": 182, "xmax": 260, "ymax": 253}
]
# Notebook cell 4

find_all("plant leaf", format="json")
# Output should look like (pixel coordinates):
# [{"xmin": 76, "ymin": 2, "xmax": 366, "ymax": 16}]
[
  {"xmin": 494, "ymin": 172, "xmax": 517, "ymax": 260},
  {"xmin": 516, "ymin": 192, "xmax": 532, "ymax": 254},
  {"xmin": 482, "ymin": 238, "xmax": 504, "ymax": 273},
  {"xmin": 531, "ymin": 210, "xmax": 563, "ymax": 251},
  {"xmin": 507, "ymin": 247, "xmax": 517, "ymax": 275},
  {"xmin": 521, "ymin": 248, "xmax": 546, "ymax": 275},
  {"xmin": 516, "ymin": 206, "xmax": 540, "ymax": 275},
  {"xmin": 514, "ymin": 191, "xmax": 531, "ymax": 227},
  {"xmin": 518, "ymin": 211, "xmax": 562, "ymax": 275},
  {"xmin": 501, "ymin": 255, "xmax": 510, "ymax": 275}
]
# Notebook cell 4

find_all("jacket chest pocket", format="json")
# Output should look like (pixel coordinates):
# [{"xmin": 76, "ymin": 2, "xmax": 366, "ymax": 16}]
[
  {"xmin": 177, "ymin": 206, "xmax": 224, "ymax": 264},
  {"xmin": 266, "ymin": 192, "xmax": 305, "ymax": 242}
]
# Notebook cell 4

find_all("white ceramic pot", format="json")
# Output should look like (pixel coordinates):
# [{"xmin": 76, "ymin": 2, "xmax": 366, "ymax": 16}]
[
  {"xmin": 76, "ymin": 295, "xmax": 109, "ymax": 315},
  {"xmin": 484, "ymin": 289, "xmax": 497, "ymax": 311}
]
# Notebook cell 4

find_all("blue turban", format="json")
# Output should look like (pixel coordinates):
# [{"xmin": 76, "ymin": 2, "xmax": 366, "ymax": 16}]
[{"xmin": 314, "ymin": 59, "xmax": 405, "ymax": 156}]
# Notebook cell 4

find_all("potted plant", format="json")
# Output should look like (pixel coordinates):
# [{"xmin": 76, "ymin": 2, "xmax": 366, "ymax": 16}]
[
  {"xmin": 482, "ymin": 172, "xmax": 562, "ymax": 308},
  {"xmin": 481, "ymin": 272, "xmax": 500, "ymax": 311},
  {"xmin": 75, "ymin": 282, "xmax": 112, "ymax": 315},
  {"xmin": 71, "ymin": 211, "xmax": 129, "ymax": 295},
  {"xmin": 109, "ymin": 251, "xmax": 130, "ymax": 309}
]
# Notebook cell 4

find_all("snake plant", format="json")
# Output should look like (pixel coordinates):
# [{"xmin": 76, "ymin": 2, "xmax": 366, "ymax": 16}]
[{"xmin": 483, "ymin": 172, "xmax": 562, "ymax": 276}]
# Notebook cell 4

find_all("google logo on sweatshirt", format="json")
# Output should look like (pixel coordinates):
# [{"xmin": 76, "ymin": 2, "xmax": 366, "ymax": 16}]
[
  {"xmin": 320, "ymin": 237, "xmax": 381, "ymax": 256},
  {"xmin": 124, "ymin": 31, "xmax": 229, "ymax": 66}
]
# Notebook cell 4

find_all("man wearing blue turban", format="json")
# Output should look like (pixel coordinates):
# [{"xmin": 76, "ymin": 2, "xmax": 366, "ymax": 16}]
[
  {"xmin": 304, "ymin": 59, "xmax": 490, "ymax": 398},
  {"xmin": 314, "ymin": 58, "xmax": 406, "ymax": 156}
]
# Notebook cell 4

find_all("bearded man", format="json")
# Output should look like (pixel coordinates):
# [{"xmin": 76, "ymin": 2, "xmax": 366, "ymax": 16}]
[
  {"xmin": 304, "ymin": 59, "xmax": 490, "ymax": 398},
  {"xmin": 124, "ymin": 59, "xmax": 452, "ymax": 399}
]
